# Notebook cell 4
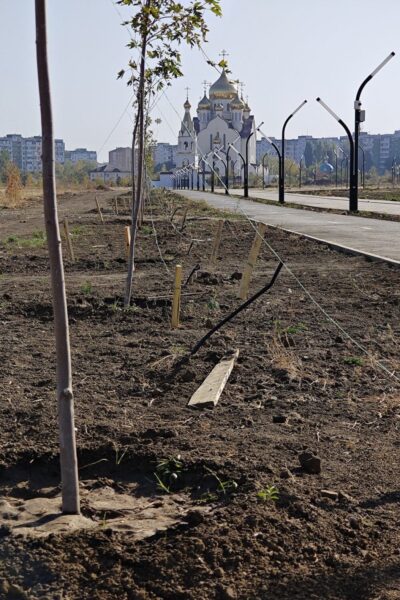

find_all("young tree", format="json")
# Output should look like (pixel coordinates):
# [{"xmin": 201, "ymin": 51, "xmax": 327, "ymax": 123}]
[
  {"xmin": 118, "ymin": 0, "xmax": 222, "ymax": 306},
  {"xmin": 35, "ymin": 0, "xmax": 80, "ymax": 514}
]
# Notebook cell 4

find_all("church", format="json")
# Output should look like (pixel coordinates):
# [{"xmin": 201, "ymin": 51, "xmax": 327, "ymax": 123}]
[{"xmin": 175, "ymin": 67, "xmax": 257, "ymax": 186}]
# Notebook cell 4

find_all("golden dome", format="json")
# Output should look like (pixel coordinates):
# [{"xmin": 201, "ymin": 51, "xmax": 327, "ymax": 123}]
[
  {"xmin": 198, "ymin": 94, "xmax": 211, "ymax": 110},
  {"xmin": 231, "ymin": 95, "xmax": 245, "ymax": 110},
  {"xmin": 209, "ymin": 69, "xmax": 237, "ymax": 100}
]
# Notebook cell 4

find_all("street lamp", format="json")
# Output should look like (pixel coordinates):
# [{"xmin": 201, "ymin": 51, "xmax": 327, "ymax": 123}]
[
  {"xmin": 229, "ymin": 144, "xmax": 246, "ymax": 191},
  {"xmin": 358, "ymin": 144, "xmax": 365, "ymax": 189},
  {"xmin": 257, "ymin": 127, "xmax": 282, "ymax": 191},
  {"xmin": 279, "ymin": 101, "xmax": 307, "ymax": 203},
  {"xmin": 243, "ymin": 121, "xmax": 264, "ymax": 198},
  {"xmin": 299, "ymin": 155, "xmax": 304, "ymax": 188},
  {"xmin": 316, "ymin": 97, "xmax": 355, "ymax": 210},
  {"xmin": 262, "ymin": 153, "xmax": 269, "ymax": 189},
  {"xmin": 354, "ymin": 52, "xmax": 395, "ymax": 206},
  {"xmin": 333, "ymin": 150, "xmax": 338, "ymax": 188}
]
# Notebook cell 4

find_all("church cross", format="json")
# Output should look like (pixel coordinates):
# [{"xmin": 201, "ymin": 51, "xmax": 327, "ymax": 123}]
[
  {"xmin": 202, "ymin": 80, "xmax": 211, "ymax": 95},
  {"xmin": 185, "ymin": 86, "xmax": 190, "ymax": 100},
  {"xmin": 219, "ymin": 49, "xmax": 229, "ymax": 61},
  {"xmin": 240, "ymin": 82, "xmax": 246, "ymax": 98}
]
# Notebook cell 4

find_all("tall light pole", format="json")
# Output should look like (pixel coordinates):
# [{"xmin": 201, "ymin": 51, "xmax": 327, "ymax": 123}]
[
  {"xmin": 244, "ymin": 121, "xmax": 264, "ymax": 198},
  {"xmin": 262, "ymin": 153, "xmax": 269, "ymax": 189},
  {"xmin": 358, "ymin": 144, "xmax": 365, "ymax": 189},
  {"xmin": 257, "ymin": 127, "xmax": 282, "ymax": 191},
  {"xmin": 279, "ymin": 101, "xmax": 307, "ymax": 203},
  {"xmin": 333, "ymin": 150, "xmax": 338, "ymax": 188},
  {"xmin": 316, "ymin": 98, "xmax": 355, "ymax": 210},
  {"xmin": 299, "ymin": 155, "xmax": 304, "ymax": 188},
  {"xmin": 354, "ymin": 52, "xmax": 395, "ymax": 206},
  {"xmin": 229, "ymin": 144, "xmax": 246, "ymax": 191}
]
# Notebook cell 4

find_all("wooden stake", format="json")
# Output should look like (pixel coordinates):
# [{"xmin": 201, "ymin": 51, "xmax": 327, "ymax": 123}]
[
  {"xmin": 238, "ymin": 222, "xmax": 267, "ymax": 300},
  {"xmin": 114, "ymin": 196, "xmax": 119, "ymax": 215},
  {"xmin": 124, "ymin": 226, "xmax": 131, "ymax": 259},
  {"xmin": 180, "ymin": 207, "xmax": 189, "ymax": 230},
  {"xmin": 210, "ymin": 219, "xmax": 224, "ymax": 265},
  {"xmin": 63, "ymin": 217, "xmax": 75, "ymax": 262},
  {"xmin": 171, "ymin": 264, "xmax": 182, "ymax": 329},
  {"xmin": 95, "ymin": 195, "xmax": 104, "ymax": 223}
]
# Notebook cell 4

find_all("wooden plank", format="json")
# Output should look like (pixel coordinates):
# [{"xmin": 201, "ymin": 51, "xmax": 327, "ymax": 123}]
[
  {"xmin": 188, "ymin": 350, "xmax": 239, "ymax": 408},
  {"xmin": 238, "ymin": 222, "xmax": 266, "ymax": 300}
]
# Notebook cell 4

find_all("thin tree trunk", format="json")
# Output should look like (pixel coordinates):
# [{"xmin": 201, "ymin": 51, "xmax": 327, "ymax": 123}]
[
  {"xmin": 124, "ymin": 8, "xmax": 150, "ymax": 307},
  {"xmin": 35, "ymin": 0, "xmax": 80, "ymax": 515}
]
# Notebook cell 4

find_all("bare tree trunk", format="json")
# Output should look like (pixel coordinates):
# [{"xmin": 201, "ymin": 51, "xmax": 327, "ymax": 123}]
[
  {"xmin": 124, "ymin": 113, "xmax": 139, "ymax": 305},
  {"xmin": 35, "ymin": 0, "xmax": 80, "ymax": 515},
  {"xmin": 124, "ymin": 9, "xmax": 150, "ymax": 307}
]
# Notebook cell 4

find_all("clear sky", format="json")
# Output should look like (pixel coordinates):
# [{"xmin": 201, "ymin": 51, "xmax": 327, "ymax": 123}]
[{"xmin": 1, "ymin": 0, "xmax": 400, "ymax": 162}]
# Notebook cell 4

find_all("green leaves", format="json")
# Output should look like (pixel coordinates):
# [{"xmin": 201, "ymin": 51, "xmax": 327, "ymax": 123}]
[{"xmin": 118, "ymin": 0, "xmax": 223, "ymax": 90}]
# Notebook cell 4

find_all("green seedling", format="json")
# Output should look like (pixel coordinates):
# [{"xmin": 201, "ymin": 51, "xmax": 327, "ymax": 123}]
[
  {"xmin": 257, "ymin": 485, "xmax": 279, "ymax": 502},
  {"xmin": 80, "ymin": 281, "xmax": 92, "ymax": 295},
  {"xmin": 204, "ymin": 466, "xmax": 238, "ymax": 496},
  {"xmin": 140, "ymin": 225, "xmax": 153, "ymax": 235},
  {"xmin": 207, "ymin": 297, "xmax": 220, "ymax": 312},
  {"xmin": 284, "ymin": 323, "xmax": 307, "ymax": 335},
  {"xmin": 154, "ymin": 455, "xmax": 183, "ymax": 494},
  {"xmin": 343, "ymin": 356, "xmax": 364, "ymax": 367}
]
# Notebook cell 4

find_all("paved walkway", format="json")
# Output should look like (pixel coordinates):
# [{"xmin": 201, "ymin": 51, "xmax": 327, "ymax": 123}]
[
  {"xmin": 178, "ymin": 190, "xmax": 400, "ymax": 264},
  {"xmin": 214, "ymin": 188, "xmax": 400, "ymax": 216}
]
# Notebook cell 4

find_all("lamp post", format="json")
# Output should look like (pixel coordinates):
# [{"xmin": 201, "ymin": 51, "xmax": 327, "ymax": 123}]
[
  {"xmin": 262, "ymin": 153, "xmax": 269, "ymax": 189},
  {"xmin": 354, "ymin": 52, "xmax": 395, "ymax": 208},
  {"xmin": 358, "ymin": 144, "xmax": 365, "ymax": 189},
  {"xmin": 225, "ymin": 145, "xmax": 232, "ymax": 195},
  {"xmin": 229, "ymin": 144, "xmax": 246, "ymax": 191},
  {"xmin": 299, "ymin": 156, "xmax": 303, "ymax": 188},
  {"xmin": 333, "ymin": 150, "xmax": 338, "ymax": 188},
  {"xmin": 316, "ymin": 98, "xmax": 355, "ymax": 210},
  {"xmin": 279, "ymin": 101, "xmax": 307, "ymax": 203},
  {"xmin": 257, "ymin": 127, "xmax": 282, "ymax": 193}
]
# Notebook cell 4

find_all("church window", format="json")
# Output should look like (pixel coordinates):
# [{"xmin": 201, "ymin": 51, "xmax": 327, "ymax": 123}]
[
  {"xmin": 210, "ymin": 134, "xmax": 213, "ymax": 150},
  {"xmin": 223, "ymin": 134, "xmax": 226, "ymax": 149},
  {"xmin": 184, "ymin": 142, "xmax": 188, "ymax": 149}
]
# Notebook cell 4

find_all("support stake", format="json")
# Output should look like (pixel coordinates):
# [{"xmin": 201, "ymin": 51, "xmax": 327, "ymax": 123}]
[
  {"xmin": 63, "ymin": 217, "xmax": 75, "ymax": 263},
  {"xmin": 95, "ymin": 195, "xmax": 104, "ymax": 224},
  {"xmin": 239, "ymin": 222, "xmax": 267, "ymax": 300},
  {"xmin": 171, "ymin": 264, "xmax": 182, "ymax": 329},
  {"xmin": 210, "ymin": 219, "xmax": 224, "ymax": 265},
  {"xmin": 124, "ymin": 226, "xmax": 131, "ymax": 259}
]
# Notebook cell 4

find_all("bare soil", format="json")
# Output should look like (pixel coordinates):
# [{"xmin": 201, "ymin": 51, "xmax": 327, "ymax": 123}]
[{"xmin": 0, "ymin": 189, "xmax": 399, "ymax": 599}]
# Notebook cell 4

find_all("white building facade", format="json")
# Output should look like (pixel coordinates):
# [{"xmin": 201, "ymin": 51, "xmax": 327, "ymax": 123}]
[{"xmin": 174, "ymin": 69, "xmax": 257, "ymax": 186}]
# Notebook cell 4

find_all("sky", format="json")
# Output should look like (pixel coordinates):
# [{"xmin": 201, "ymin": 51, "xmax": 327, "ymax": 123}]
[{"xmin": 1, "ymin": 0, "xmax": 400, "ymax": 162}]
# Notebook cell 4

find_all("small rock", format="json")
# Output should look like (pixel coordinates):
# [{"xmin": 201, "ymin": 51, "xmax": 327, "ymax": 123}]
[
  {"xmin": 0, "ymin": 580, "xmax": 10, "ymax": 594},
  {"xmin": 230, "ymin": 271, "xmax": 242, "ymax": 281},
  {"xmin": 349, "ymin": 516, "xmax": 361, "ymax": 530},
  {"xmin": 299, "ymin": 451, "xmax": 321, "ymax": 474},
  {"xmin": 320, "ymin": 489, "xmax": 338, "ymax": 501},
  {"xmin": 280, "ymin": 468, "xmax": 292, "ymax": 479},
  {"xmin": 217, "ymin": 584, "xmax": 237, "ymax": 599},
  {"xmin": 186, "ymin": 510, "xmax": 205, "ymax": 526},
  {"xmin": 273, "ymin": 415, "xmax": 287, "ymax": 424},
  {"xmin": 214, "ymin": 567, "xmax": 225, "ymax": 578}
]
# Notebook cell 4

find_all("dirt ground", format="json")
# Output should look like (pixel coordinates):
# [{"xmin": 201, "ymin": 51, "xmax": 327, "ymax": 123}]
[{"xmin": 0, "ymin": 189, "xmax": 399, "ymax": 599}]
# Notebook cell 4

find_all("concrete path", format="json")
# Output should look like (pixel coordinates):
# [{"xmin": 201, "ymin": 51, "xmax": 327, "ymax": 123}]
[
  {"xmin": 214, "ymin": 188, "xmax": 400, "ymax": 216},
  {"xmin": 178, "ymin": 190, "xmax": 400, "ymax": 265}
]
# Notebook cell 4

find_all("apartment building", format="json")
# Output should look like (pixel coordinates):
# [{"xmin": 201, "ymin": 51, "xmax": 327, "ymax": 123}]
[
  {"xmin": 0, "ymin": 134, "xmax": 65, "ymax": 172},
  {"xmin": 65, "ymin": 148, "xmax": 97, "ymax": 163}
]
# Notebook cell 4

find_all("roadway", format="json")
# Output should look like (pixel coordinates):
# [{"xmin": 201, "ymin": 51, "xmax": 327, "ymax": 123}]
[{"xmin": 177, "ymin": 189, "xmax": 400, "ymax": 265}]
